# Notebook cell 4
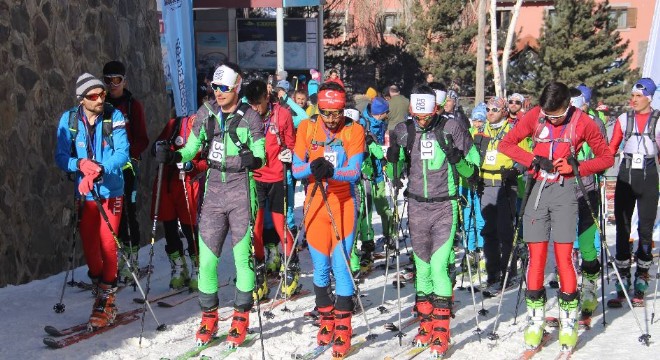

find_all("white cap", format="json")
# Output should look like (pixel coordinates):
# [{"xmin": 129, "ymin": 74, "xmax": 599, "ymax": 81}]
[
  {"xmin": 344, "ymin": 109, "xmax": 360, "ymax": 121},
  {"xmin": 410, "ymin": 94, "xmax": 436, "ymax": 114},
  {"xmin": 570, "ymin": 95, "xmax": 585, "ymax": 109},
  {"xmin": 212, "ymin": 65, "xmax": 238, "ymax": 86},
  {"xmin": 434, "ymin": 90, "xmax": 447, "ymax": 105}
]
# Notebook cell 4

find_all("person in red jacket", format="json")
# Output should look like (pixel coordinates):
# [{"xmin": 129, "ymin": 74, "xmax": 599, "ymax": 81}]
[
  {"xmin": 326, "ymin": 69, "xmax": 345, "ymax": 88},
  {"xmin": 498, "ymin": 81, "xmax": 613, "ymax": 352},
  {"xmin": 246, "ymin": 80, "xmax": 298, "ymax": 298},
  {"xmin": 103, "ymin": 60, "xmax": 150, "ymax": 283},
  {"xmin": 151, "ymin": 115, "xmax": 207, "ymax": 290}
]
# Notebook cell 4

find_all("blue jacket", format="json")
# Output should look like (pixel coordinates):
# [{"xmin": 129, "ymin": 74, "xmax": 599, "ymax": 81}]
[
  {"xmin": 359, "ymin": 105, "xmax": 386, "ymax": 183},
  {"xmin": 55, "ymin": 105, "xmax": 130, "ymax": 200}
]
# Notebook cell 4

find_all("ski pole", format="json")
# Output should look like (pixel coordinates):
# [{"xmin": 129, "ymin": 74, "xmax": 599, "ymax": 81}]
[
  {"xmin": 317, "ymin": 181, "xmax": 377, "ymax": 341},
  {"xmin": 88, "ymin": 187, "xmax": 166, "ymax": 338},
  {"xmin": 377, "ymin": 178, "xmax": 396, "ymax": 315},
  {"xmin": 512, "ymin": 250, "xmax": 528, "ymax": 325},
  {"xmin": 651, "ymin": 255, "xmax": 660, "ymax": 324},
  {"xmin": 488, "ymin": 173, "xmax": 535, "ymax": 342},
  {"xmin": 460, "ymin": 191, "xmax": 483, "ymax": 341},
  {"xmin": 390, "ymin": 161, "xmax": 404, "ymax": 345},
  {"xmin": 180, "ymin": 168, "xmax": 199, "ymax": 282},
  {"xmin": 468, "ymin": 187, "xmax": 488, "ymax": 316},
  {"xmin": 598, "ymin": 175, "xmax": 608, "ymax": 327},
  {"xmin": 566, "ymin": 156, "xmax": 650, "ymax": 345},
  {"xmin": 54, "ymin": 198, "xmax": 82, "ymax": 313},
  {"xmin": 264, "ymin": 181, "xmax": 321, "ymax": 318}
]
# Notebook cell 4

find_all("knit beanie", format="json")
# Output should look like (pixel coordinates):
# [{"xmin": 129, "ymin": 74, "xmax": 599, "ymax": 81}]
[{"xmin": 76, "ymin": 73, "xmax": 105, "ymax": 100}]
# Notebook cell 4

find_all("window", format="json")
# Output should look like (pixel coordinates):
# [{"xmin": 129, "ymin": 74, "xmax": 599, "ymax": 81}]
[
  {"xmin": 609, "ymin": 8, "xmax": 637, "ymax": 29},
  {"xmin": 383, "ymin": 13, "xmax": 400, "ymax": 33},
  {"xmin": 329, "ymin": 13, "xmax": 354, "ymax": 36},
  {"xmin": 496, "ymin": 10, "xmax": 511, "ymax": 30}
]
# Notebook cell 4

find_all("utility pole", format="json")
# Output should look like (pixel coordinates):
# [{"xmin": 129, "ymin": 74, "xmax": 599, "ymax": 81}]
[{"xmin": 475, "ymin": 0, "xmax": 487, "ymax": 104}]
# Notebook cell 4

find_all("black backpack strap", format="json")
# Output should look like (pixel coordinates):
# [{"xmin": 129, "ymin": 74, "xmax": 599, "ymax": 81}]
[
  {"xmin": 405, "ymin": 118, "xmax": 415, "ymax": 156},
  {"xmin": 228, "ymin": 103, "xmax": 252, "ymax": 151},
  {"xmin": 649, "ymin": 109, "xmax": 660, "ymax": 153},
  {"xmin": 624, "ymin": 109, "xmax": 635, "ymax": 142},
  {"xmin": 68, "ymin": 108, "xmax": 79, "ymax": 157},
  {"xmin": 101, "ymin": 103, "xmax": 115, "ymax": 149}
]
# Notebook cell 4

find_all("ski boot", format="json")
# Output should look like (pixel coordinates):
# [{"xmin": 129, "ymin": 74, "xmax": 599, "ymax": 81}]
[
  {"xmin": 195, "ymin": 307, "xmax": 219, "ymax": 346},
  {"xmin": 413, "ymin": 296, "xmax": 434, "ymax": 346},
  {"xmin": 188, "ymin": 255, "xmax": 199, "ymax": 291},
  {"xmin": 482, "ymin": 278, "xmax": 502, "ymax": 298},
  {"xmin": 226, "ymin": 309, "xmax": 250, "ymax": 348},
  {"xmin": 429, "ymin": 297, "xmax": 452, "ymax": 358},
  {"xmin": 523, "ymin": 289, "xmax": 547, "ymax": 349},
  {"xmin": 579, "ymin": 260, "xmax": 600, "ymax": 318},
  {"xmin": 332, "ymin": 310, "xmax": 353, "ymax": 358},
  {"xmin": 88, "ymin": 283, "xmax": 118, "ymax": 330},
  {"xmin": 607, "ymin": 260, "xmax": 631, "ymax": 308},
  {"xmin": 253, "ymin": 261, "xmax": 269, "ymax": 302},
  {"xmin": 359, "ymin": 240, "xmax": 375, "ymax": 269},
  {"xmin": 633, "ymin": 261, "xmax": 652, "ymax": 307},
  {"xmin": 264, "ymin": 243, "xmax": 281, "ymax": 275},
  {"xmin": 168, "ymin": 251, "xmax": 190, "ymax": 289},
  {"xmin": 558, "ymin": 293, "xmax": 579, "ymax": 350},
  {"xmin": 117, "ymin": 244, "xmax": 139, "ymax": 284},
  {"xmin": 281, "ymin": 252, "xmax": 301, "ymax": 297},
  {"xmin": 316, "ymin": 305, "xmax": 335, "ymax": 345}
]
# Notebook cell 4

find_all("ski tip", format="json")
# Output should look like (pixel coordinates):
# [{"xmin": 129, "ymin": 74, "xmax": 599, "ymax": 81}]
[
  {"xmin": 156, "ymin": 323, "xmax": 168, "ymax": 331},
  {"xmin": 43, "ymin": 337, "xmax": 63, "ymax": 349}
]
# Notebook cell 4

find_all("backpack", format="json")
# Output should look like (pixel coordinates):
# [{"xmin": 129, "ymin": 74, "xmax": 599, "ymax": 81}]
[
  {"xmin": 531, "ymin": 107, "xmax": 581, "ymax": 157},
  {"xmin": 404, "ymin": 116, "xmax": 458, "ymax": 185},
  {"xmin": 622, "ymin": 109, "xmax": 660, "ymax": 154},
  {"xmin": 200, "ymin": 102, "xmax": 252, "ymax": 158},
  {"xmin": 304, "ymin": 114, "xmax": 354, "ymax": 160},
  {"xmin": 68, "ymin": 103, "xmax": 116, "ymax": 156}
]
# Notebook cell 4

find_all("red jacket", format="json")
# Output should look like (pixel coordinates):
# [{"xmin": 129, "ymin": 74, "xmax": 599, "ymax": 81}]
[
  {"xmin": 107, "ymin": 90, "xmax": 149, "ymax": 159},
  {"xmin": 154, "ymin": 116, "xmax": 207, "ymax": 181},
  {"xmin": 254, "ymin": 103, "xmax": 296, "ymax": 183},
  {"xmin": 498, "ymin": 106, "xmax": 613, "ymax": 180}
]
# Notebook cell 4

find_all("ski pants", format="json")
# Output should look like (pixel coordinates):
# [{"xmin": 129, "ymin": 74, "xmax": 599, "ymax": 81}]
[
  {"xmin": 306, "ymin": 186, "xmax": 357, "ymax": 298},
  {"xmin": 80, "ymin": 196, "xmax": 122, "ymax": 285},
  {"xmin": 286, "ymin": 170, "xmax": 296, "ymax": 230},
  {"xmin": 197, "ymin": 174, "xmax": 255, "ymax": 311},
  {"xmin": 614, "ymin": 168, "xmax": 658, "ymax": 264},
  {"xmin": 254, "ymin": 180, "xmax": 292, "ymax": 259},
  {"xmin": 480, "ymin": 183, "xmax": 517, "ymax": 283},
  {"xmin": 119, "ymin": 166, "xmax": 141, "ymax": 248},
  {"xmin": 152, "ymin": 176, "xmax": 201, "ymax": 257},
  {"xmin": 460, "ymin": 185, "xmax": 484, "ymax": 251},
  {"xmin": 409, "ymin": 198, "xmax": 457, "ymax": 297},
  {"xmin": 575, "ymin": 188, "xmax": 600, "ymax": 264}
]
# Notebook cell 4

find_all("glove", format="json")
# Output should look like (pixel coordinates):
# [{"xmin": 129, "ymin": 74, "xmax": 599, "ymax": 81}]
[
  {"xmin": 531, "ymin": 155, "xmax": 554, "ymax": 172},
  {"xmin": 501, "ymin": 167, "xmax": 519, "ymax": 182},
  {"xmin": 310, "ymin": 157, "xmax": 334, "ymax": 180},
  {"xmin": 553, "ymin": 158, "xmax": 574, "ymax": 175},
  {"xmin": 386, "ymin": 144, "xmax": 401, "ymax": 163},
  {"xmin": 444, "ymin": 147, "xmax": 463, "ymax": 165},
  {"xmin": 365, "ymin": 134, "xmax": 376, "ymax": 146},
  {"xmin": 77, "ymin": 158, "xmax": 102, "ymax": 176},
  {"xmin": 78, "ymin": 174, "xmax": 96, "ymax": 196},
  {"xmin": 156, "ymin": 146, "xmax": 181, "ymax": 164},
  {"xmin": 240, "ymin": 149, "xmax": 261, "ymax": 170},
  {"xmin": 177, "ymin": 161, "xmax": 194, "ymax": 172},
  {"xmin": 277, "ymin": 148, "xmax": 292, "ymax": 163}
]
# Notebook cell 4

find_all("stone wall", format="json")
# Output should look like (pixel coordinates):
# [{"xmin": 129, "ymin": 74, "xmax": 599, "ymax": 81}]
[{"xmin": 0, "ymin": 0, "xmax": 170, "ymax": 286}]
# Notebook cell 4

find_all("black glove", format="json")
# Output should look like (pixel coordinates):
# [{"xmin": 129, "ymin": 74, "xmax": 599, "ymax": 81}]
[
  {"xmin": 240, "ymin": 149, "xmax": 261, "ymax": 170},
  {"xmin": 156, "ymin": 146, "xmax": 181, "ymax": 164},
  {"xmin": 501, "ymin": 167, "xmax": 519, "ymax": 182},
  {"xmin": 531, "ymin": 155, "xmax": 554, "ymax": 172},
  {"xmin": 310, "ymin": 157, "xmax": 335, "ymax": 180},
  {"xmin": 445, "ymin": 147, "xmax": 463, "ymax": 165},
  {"xmin": 365, "ymin": 134, "xmax": 376, "ymax": 146},
  {"xmin": 386, "ymin": 144, "xmax": 400, "ymax": 163}
]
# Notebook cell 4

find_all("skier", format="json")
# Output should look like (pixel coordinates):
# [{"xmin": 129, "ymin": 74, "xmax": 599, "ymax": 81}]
[
  {"xmin": 155, "ymin": 64, "xmax": 266, "ymax": 347},
  {"xmin": 103, "ymin": 60, "xmax": 149, "ymax": 283},
  {"xmin": 498, "ymin": 81, "xmax": 613, "ymax": 352},
  {"xmin": 55, "ymin": 73, "xmax": 130, "ymax": 328},
  {"xmin": 386, "ymin": 85, "xmax": 480, "ymax": 357},
  {"xmin": 472, "ymin": 97, "xmax": 529, "ymax": 297},
  {"xmin": 353, "ymin": 96, "xmax": 394, "ymax": 275},
  {"xmin": 607, "ymin": 78, "xmax": 659, "ymax": 307},
  {"xmin": 247, "ymin": 80, "xmax": 298, "ymax": 297},
  {"xmin": 292, "ymin": 82, "xmax": 365, "ymax": 358},
  {"xmin": 463, "ymin": 104, "xmax": 486, "ymax": 255},
  {"xmin": 151, "ymin": 115, "xmax": 207, "ymax": 290},
  {"xmin": 506, "ymin": 93, "xmax": 526, "ymax": 126}
]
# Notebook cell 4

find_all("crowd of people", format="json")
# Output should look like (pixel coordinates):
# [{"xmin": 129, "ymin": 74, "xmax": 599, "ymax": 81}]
[{"xmin": 55, "ymin": 60, "xmax": 659, "ymax": 358}]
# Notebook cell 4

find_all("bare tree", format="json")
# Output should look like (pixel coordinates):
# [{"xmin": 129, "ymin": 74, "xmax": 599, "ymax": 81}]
[{"xmin": 489, "ymin": 0, "xmax": 523, "ymax": 97}]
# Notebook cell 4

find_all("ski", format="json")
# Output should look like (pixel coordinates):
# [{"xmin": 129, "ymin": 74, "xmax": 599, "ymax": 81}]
[
  {"xmin": 384, "ymin": 343, "xmax": 427, "ymax": 360},
  {"xmin": 258, "ymin": 289, "xmax": 312, "ymax": 313},
  {"xmin": 517, "ymin": 332, "xmax": 552, "ymax": 360},
  {"xmin": 43, "ymin": 308, "xmax": 144, "ymax": 348},
  {"xmin": 43, "ymin": 308, "xmax": 144, "ymax": 337},
  {"xmin": 291, "ymin": 344, "xmax": 332, "ymax": 360},
  {"xmin": 158, "ymin": 293, "xmax": 198, "ymax": 308},
  {"xmin": 330, "ymin": 338, "xmax": 367, "ymax": 359},
  {"xmin": 159, "ymin": 333, "xmax": 228, "ymax": 360},
  {"xmin": 75, "ymin": 266, "xmax": 152, "ymax": 292},
  {"xmin": 545, "ymin": 316, "xmax": 591, "ymax": 330},
  {"xmin": 199, "ymin": 333, "xmax": 257, "ymax": 359},
  {"xmin": 554, "ymin": 339, "xmax": 581, "ymax": 360},
  {"xmin": 133, "ymin": 287, "xmax": 190, "ymax": 304}
]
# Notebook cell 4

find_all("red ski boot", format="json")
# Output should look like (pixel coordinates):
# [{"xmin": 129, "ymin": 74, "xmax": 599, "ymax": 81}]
[
  {"xmin": 429, "ymin": 304, "xmax": 451, "ymax": 358},
  {"xmin": 331, "ymin": 310, "xmax": 353, "ymax": 358},
  {"xmin": 88, "ymin": 283, "xmax": 117, "ymax": 330},
  {"xmin": 413, "ymin": 299, "xmax": 434, "ymax": 347},
  {"xmin": 317, "ymin": 305, "xmax": 335, "ymax": 345},
  {"xmin": 195, "ymin": 308, "xmax": 219, "ymax": 346},
  {"xmin": 226, "ymin": 310, "xmax": 250, "ymax": 348}
]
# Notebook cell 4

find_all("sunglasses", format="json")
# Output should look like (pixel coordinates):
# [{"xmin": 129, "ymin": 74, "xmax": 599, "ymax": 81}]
[
  {"xmin": 319, "ymin": 109, "xmax": 343, "ymax": 117},
  {"xmin": 103, "ymin": 76, "xmax": 124, "ymax": 86},
  {"xmin": 508, "ymin": 100, "xmax": 522, "ymax": 105},
  {"xmin": 413, "ymin": 114, "xmax": 434, "ymax": 122},
  {"xmin": 541, "ymin": 106, "xmax": 570, "ymax": 120},
  {"xmin": 486, "ymin": 107, "xmax": 501, "ymax": 113},
  {"xmin": 84, "ymin": 91, "xmax": 106, "ymax": 101},
  {"xmin": 634, "ymin": 83, "xmax": 647, "ymax": 91},
  {"xmin": 211, "ymin": 83, "xmax": 235, "ymax": 93}
]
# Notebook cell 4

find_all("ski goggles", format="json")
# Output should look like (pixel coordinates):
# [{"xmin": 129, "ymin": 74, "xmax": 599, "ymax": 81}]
[
  {"xmin": 211, "ymin": 83, "xmax": 235, "ymax": 93},
  {"xmin": 103, "ymin": 75, "xmax": 124, "ymax": 86},
  {"xmin": 508, "ymin": 100, "xmax": 522, "ymax": 105},
  {"xmin": 541, "ymin": 106, "xmax": 569, "ymax": 120},
  {"xmin": 412, "ymin": 114, "xmax": 434, "ymax": 122},
  {"xmin": 84, "ymin": 91, "xmax": 106, "ymax": 101},
  {"xmin": 319, "ymin": 108, "xmax": 344, "ymax": 118}
]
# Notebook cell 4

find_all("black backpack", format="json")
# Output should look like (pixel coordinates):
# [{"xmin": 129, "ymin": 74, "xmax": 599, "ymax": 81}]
[{"xmin": 67, "ymin": 103, "xmax": 116, "ymax": 156}]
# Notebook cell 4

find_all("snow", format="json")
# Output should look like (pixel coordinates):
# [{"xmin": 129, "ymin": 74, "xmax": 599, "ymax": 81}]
[{"xmin": 1, "ymin": 186, "xmax": 659, "ymax": 359}]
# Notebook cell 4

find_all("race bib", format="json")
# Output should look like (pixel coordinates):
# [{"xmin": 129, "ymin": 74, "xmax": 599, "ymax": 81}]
[
  {"xmin": 420, "ymin": 140, "xmax": 435, "ymax": 160},
  {"xmin": 632, "ymin": 153, "xmax": 644, "ymax": 169},
  {"xmin": 381, "ymin": 145, "xmax": 388, "ymax": 155},
  {"xmin": 208, "ymin": 140, "xmax": 225, "ymax": 163},
  {"xmin": 484, "ymin": 150, "xmax": 498, "ymax": 166},
  {"xmin": 324, "ymin": 151, "xmax": 338, "ymax": 168},
  {"xmin": 540, "ymin": 170, "xmax": 558, "ymax": 180}
]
